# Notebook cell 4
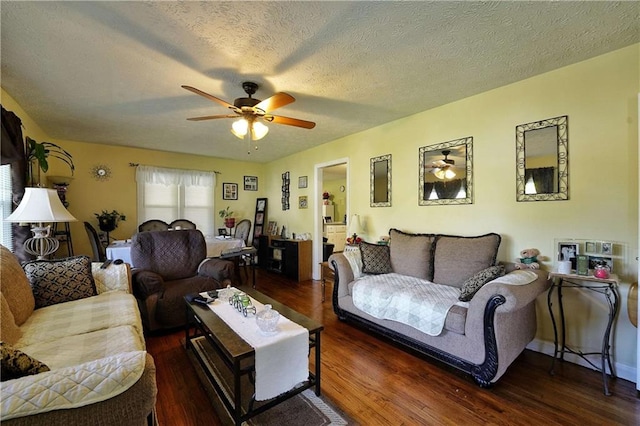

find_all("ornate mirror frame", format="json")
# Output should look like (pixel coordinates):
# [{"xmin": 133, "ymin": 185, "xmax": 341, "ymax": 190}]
[
  {"xmin": 419, "ymin": 137, "xmax": 473, "ymax": 206},
  {"xmin": 370, "ymin": 154, "xmax": 391, "ymax": 207},
  {"xmin": 516, "ymin": 115, "xmax": 568, "ymax": 202}
]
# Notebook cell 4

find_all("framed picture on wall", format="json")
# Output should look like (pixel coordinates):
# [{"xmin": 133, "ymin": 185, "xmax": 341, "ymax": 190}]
[
  {"xmin": 223, "ymin": 183, "xmax": 238, "ymax": 200},
  {"xmin": 298, "ymin": 176, "xmax": 308, "ymax": 188},
  {"xmin": 244, "ymin": 176, "xmax": 258, "ymax": 191},
  {"xmin": 558, "ymin": 242, "xmax": 579, "ymax": 270},
  {"xmin": 299, "ymin": 195, "xmax": 308, "ymax": 209}
]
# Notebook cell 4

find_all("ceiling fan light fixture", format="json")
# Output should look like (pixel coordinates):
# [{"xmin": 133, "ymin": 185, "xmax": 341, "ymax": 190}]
[
  {"xmin": 251, "ymin": 121, "xmax": 269, "ymax": 140},
  {"xmin": 231, "ymin": 118, "xmax": 248, "ymax": 138},
  {"xmin": 434, "ymin": 168, "xmax": 456, "ymax": 180}
]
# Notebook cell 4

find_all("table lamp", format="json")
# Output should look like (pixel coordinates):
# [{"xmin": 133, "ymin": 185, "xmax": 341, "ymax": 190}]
[
  {"xmin": 4, "ymin": 187, "xmax": 77, "ymax": 259},
  {"xmin": 348, "ymin": 214, "xmax": 365, "ymax": 244}
]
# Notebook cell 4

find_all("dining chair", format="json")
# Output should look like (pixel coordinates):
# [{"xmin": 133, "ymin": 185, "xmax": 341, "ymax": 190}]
[
  {"xmin": 84, "ymin": 221, "xmax": 106, "ymax": 262},
  {"xmin": 169, "ymin": 219, "xmax": 196, "ymax": 230},
  {"xmin": 138, "ymin": 219, "xmax": 170, "ymax": 232},
  {"xmin": 233, "ymin": 219, "xmax": 252, "ymax": 281}
]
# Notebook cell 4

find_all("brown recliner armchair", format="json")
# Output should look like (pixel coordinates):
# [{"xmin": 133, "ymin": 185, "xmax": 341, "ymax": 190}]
[{"xmin": 130, "ymin": 229, "xmax": 234, "ymax": 331}]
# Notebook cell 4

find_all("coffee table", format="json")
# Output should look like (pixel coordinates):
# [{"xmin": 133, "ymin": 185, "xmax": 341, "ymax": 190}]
[{"xmin": 185, "ymin": 287, "xmax": 323, "ymax": 426}]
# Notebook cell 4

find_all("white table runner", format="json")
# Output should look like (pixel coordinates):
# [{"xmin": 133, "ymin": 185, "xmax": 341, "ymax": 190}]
[{"xmin": 203, "ymin": 292, "xmax": 309, "ymax": 401}]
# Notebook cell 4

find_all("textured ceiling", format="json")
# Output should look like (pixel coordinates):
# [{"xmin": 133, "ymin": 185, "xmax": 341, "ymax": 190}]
[{"xmin": 1, "ymin": 1, "xmax": 638, "ymax": 163}]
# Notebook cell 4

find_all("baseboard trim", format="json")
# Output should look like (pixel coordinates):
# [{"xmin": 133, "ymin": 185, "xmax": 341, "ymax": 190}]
[{"xmin": 526, "ymin": 338, "xmax": 636, "ymax": 383}]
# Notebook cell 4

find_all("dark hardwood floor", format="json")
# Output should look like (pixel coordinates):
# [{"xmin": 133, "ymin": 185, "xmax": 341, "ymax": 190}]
[{"xmin": 145, "ymin": 269, "xmax": 640, "ymax": 425}]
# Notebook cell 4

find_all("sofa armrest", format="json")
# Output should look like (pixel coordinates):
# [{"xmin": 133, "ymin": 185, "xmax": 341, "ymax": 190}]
[
  {"xmin": 131, "ymin": 270, "xmax": 165, "ymax": 299},
  {"xmin": 468, "ymin": 269, "xmax": 551, "ymax": 315},
  {"xmin": 329, "ymin": 253, "xmax": 354, "ymax": 298},
  {"xmin": 91, "ymin": 263, "xmax": 132, "ymax": 294}
]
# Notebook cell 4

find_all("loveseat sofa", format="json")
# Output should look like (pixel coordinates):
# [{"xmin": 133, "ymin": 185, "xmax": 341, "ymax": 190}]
[
  {"xmin": 329, "ymin": 229, "xmax": 550, "ymax": 386},
  {"xmin": 0, "ymin": 245, "xmax": 157, "ymax": 425}
]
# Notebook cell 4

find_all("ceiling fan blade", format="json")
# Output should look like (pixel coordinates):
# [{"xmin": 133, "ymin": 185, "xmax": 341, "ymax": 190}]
[
  {"xmin": 181, "ymin": 85, "xmax": 235, "ymax": 110},
  {"xmin": 186, "ymin": 114, "xmax": 237, "ymax": 121},
  {"xmin": 255, "ymin": 92, "xmax": 295, "ymax": 113},
  {"xmin": 265, "ymin": 114, "xmax": 316, "ymax": 129}
]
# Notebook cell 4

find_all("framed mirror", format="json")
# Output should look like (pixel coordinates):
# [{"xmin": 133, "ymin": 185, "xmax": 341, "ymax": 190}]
[
  {"xmin": 516, "ymin": 115, "xmax": 568, "ymax": 201},
  {"xmin": 419, "ymin": 137, "xmax": 473, "ymax": 205},
  {"xmin": 370, "ymin": 154, "xmax": 391, "ymax": 207}
]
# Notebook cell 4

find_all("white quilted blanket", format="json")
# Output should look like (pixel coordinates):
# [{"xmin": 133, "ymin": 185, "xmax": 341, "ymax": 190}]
[
  {"xmin": 1, "ymin": 350, "xmax": 147, "ymax": 421},
  {"xmin": 352, "ymin": 273, "xmax": 460, "ymax": 336}
]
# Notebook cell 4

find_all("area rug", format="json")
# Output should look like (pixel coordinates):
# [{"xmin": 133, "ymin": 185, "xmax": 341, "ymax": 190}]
[{"xmin": 188, "ymin": 336, "xmax": 353, "ymax": 426}]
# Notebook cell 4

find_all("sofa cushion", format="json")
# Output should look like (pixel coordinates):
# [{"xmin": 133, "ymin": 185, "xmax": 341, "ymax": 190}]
[
  {"xmin": 389, "ymin": 229, "xmax": 435, "ymax": 280},
  {"xmin": 0, "ymin": 341, "xmax": 50, "ymax": 381},
  {"xmin": 0, "ymin": 245, "xmax": 35, "ymax": 325},
  {"xmin": 433, "ymin": 233, "xmax": 501, "ymax": 287},
  {"xmin": 23, "ymin": 256, "xmax": 97, "ymax": 309},
  {"xmin": 459, "ymin": 265, "xmax": 506, "ymax": 302},
  {"xmin": 0, "ymin": 293, "xmax": 22, "ymax": 345},
  {"xmin": 360, "ymin": 242, "xmax": 392, "ymax": 274}
]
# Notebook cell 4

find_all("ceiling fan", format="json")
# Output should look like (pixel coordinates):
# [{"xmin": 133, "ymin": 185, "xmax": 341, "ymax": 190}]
[
  {"xmin": 428, "ymin": 150, "xmax": 458, "ymax": 180},
  {"xmin": 182, "ymin": 82, "xmax": 316, "ymax": 145}
]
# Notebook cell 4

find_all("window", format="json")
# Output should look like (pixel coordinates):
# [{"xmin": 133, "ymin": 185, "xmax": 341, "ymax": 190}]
[
  {"xmin": 0, "ymin": 164, "xmax": 13, "ymax": 250},
  {"xmin": 136, "ymin": 166, "xmax": 215, "ymax": 236}
]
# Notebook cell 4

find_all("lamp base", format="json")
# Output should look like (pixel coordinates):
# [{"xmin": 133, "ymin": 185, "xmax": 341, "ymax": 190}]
[{"xmin": 25, "ymin": 225, "xmax": 59, "ymax": 260}]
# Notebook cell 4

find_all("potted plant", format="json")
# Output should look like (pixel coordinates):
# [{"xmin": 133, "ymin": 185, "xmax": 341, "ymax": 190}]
[
  {"xmin": 25, "ymin": 137, "xmax": 75, "ymax": 186},
  {"xmin": 218, "ymin": 206, "xmax": 235, "ymax": 229},
  {"xmin": 95, "ymin": 210, "xmax": 126, "ymax": 244}
]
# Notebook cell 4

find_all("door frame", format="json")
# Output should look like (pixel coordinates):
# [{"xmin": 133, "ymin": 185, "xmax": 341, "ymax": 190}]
[{"xmin": 313, "ymin": 157, "xmax": 349, "ymax": 280}]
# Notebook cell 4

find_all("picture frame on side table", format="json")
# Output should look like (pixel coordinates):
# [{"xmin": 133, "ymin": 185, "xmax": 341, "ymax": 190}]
[
  {"xmin": 601, "ymin": 242, "xmax": 613, "ymax": 255},
  {"xmin": 585, "ymin": 241, "xmax": 597, "ymax": 253},
  {"xmin": 589, "ymin": 256, "xmax": 614, "ymax": 273},
  {"xmin": 223, "ymin": 183, "xmax": 238, "ymax": 200},
  {"xmin": 558, "ymin": 242, "xmax": 579, "ymax": 271}
]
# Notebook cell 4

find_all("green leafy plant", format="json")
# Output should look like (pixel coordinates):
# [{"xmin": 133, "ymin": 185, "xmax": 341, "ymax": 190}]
[
  {"xmin": 94, "ymin": 210, "xmax": 126, "ymax": 233},
  {"xmin": 218, "ymin": 206, "xmax": 234, "ymax": 218},
  {"xmin": 25, "ymin": 136, "xmax": 75, "ymax": 185}
]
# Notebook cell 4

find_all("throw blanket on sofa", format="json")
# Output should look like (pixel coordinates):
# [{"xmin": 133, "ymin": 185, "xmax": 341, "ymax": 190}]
[
  {"xmin": 352, "ymin": 273, "xmax": 460, "ymax": 336},
  {"xmin": 1, "ymin": 351, "xmax": 147, "ymax": 421}
]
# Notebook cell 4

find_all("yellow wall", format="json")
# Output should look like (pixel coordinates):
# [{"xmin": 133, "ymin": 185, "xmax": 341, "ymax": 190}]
[
  {"xmin": 263, "ymin": 45, "xmax": 639, "ymax": 375},
  {"xmin": 1, "ymin": 89, "xmax": 265, "ymax": 257},
  {"xmin": 2, "ymin": 44, "xmax": 638, "ymax": 378}
]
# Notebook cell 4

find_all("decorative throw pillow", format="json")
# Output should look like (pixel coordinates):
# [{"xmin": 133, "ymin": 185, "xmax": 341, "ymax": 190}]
[
  {"xmin": 23, "ymin": 256, "xmax": 97, "ymax": 309},
  {"xmin": 360, "ymin": 242, "xmax": 392, "ymax": 275},
  {"xmin": 0, "ymin": 245, "xmax": 35, "ymax": 325},
  {"xmin": 1, "ymin": 341, "xmax": 50, "ymax": 381},
  {"xmin": 0, "ymin": 293, "xmax": 22, "ymax": 345},
  {"xmin": 459, "ymin": 265, "xmax": 505, "ymax": 302}
]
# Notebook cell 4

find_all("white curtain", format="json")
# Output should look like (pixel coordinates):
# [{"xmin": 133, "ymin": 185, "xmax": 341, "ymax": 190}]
[{"xmin": 136, "ymin": 166, "xmax": 216, "ymax": 236}]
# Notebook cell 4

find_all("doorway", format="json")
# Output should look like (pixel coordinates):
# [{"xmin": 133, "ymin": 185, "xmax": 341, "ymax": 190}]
[{"xmin": 313, "ymin": 158, "xmax": 348, "ymax": 280}]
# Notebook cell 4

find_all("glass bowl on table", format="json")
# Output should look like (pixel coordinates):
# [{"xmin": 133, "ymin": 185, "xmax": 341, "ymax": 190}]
[{"xmin": 256, "ymin": 304, "xmax": 280, "ymax": 336}]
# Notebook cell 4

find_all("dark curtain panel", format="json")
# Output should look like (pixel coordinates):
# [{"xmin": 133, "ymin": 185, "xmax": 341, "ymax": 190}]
[
  {"xmin": 1, "ymin": 105, "xmax": 30, "ymax": 261},
  {"xmin": 525, "ymin": 167, "xmax": 555, "ymax": 194},
  {"xmin": 423, "ymin": 182, "xmax": 435, "ymax": 200}
]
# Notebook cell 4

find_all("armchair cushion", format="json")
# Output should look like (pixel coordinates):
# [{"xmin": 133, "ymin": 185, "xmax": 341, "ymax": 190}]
[
  {"xmin": 23, "ymin": 256, "xmax": 97, "ymax": 309},
  {"xmin": 132, "ymin": 270, "xmax": 164, "ymax": 299},
  {"xmin": 198, "ymin": 258, "xmax": 234, "ymax": 284}
]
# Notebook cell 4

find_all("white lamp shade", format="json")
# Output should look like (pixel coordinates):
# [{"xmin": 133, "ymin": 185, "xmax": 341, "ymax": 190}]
[
  {"xmin": 4, "ymin": 188, "xmax": 77, "ymax": 223},
  {"xmin": 348, "ymin": 214, "xmax": 364, "ymax": 236}
]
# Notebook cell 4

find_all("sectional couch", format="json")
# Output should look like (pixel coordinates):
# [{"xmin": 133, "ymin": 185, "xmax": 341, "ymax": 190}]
[
  {"xmin": 0, "ymin": 245, "xmax": 157, "ymax": 425},
  {"xmin": 329, "ymin": 229, "xmax": 550, "ymax": 386}
]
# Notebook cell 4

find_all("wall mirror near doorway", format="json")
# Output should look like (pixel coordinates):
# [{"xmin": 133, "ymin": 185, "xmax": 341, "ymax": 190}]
[{"xmin": 370, "ymin": 154, "xmax": 391, "ymax": 207}]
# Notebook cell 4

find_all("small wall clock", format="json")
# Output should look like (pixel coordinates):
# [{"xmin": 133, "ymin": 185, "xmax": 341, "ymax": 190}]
[{"xmin": 91, "ymin": 164, "xmax": 112, "ymax": 181}]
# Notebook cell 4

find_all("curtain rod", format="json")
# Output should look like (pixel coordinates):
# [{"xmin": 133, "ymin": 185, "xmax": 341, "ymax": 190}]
[{"xmin": 128, "ymin": 162, "xmax": 221, "ymax": 174}]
